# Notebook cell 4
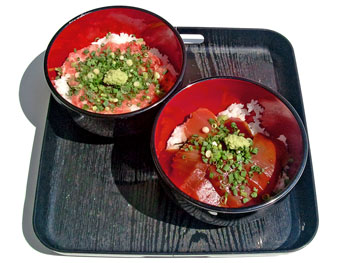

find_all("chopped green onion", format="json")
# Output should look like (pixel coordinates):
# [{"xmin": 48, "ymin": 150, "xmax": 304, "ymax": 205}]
[
  {"xmin": 251, "ymin": 147, "xmax": 258, "ymax": 154},
  {"xmin": 223, "ymin": 164, "xmax": 231, "ymax": 172},
  {"xmin": 251, "ymin": 192, "xmax": 258, "ymax": 198},
  {"xmin": 240, "ymin": 190, "xmax": 248, "ymax": 198},
  {"xmin": 216, "ymin": 168, "xmax": 223, "ymax": 174},
  {"xmin": 228, "ymin": 173, "xmax": 234, "ymax": 184},
  {"xmin": 232, "ymin": 188, "xmax": 238, "ymax": 196}
]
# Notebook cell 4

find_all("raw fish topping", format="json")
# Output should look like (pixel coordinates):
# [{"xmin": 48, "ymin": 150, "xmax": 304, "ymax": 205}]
[
  {"xmin": 54, "ymin": 33, "xmax": 177, "ymax": 114},
  {"xmin": 166, "ymin": 101, "xmax": 292, "ymax": 208}
]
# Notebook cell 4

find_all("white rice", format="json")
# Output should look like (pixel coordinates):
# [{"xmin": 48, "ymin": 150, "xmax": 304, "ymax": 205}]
[
  {"xmin": 166, "ymin": 99, "xmax": 285, "ymax": 150},
  {"xmin": 166, "ymin": 99, "xmax": 291, "ymax": 193},
  {"xmin": 54, "ymin": 33, "xmax": 178, "ymax": 115},
  {"xmin": 247, "ymin": 99, "xmax": 263, "ymax": 115},
  {"xmin": 149, "ymin": 48, "xmax": 178, "ymax": 77},
  {"xmin": 92, "ymin": 32, "xmax": 137, "ymax": 46},
  {"xmin": 166, "ymin": 99, "xmax": 266, "ymax": 150},
  {"xmin": 220, "ymin": 100, "xmax": 267, "ymax": 136},
  {"xmin": 246, "ymin": 100, "xmax": 266, "ymax": 135},
  {"xmin": 54, "ymin": 75, "xmax": 71, "ymax": 102},
  {"xmin": 277, "ymin": 134, "xmax": 288, "ymax": 147},
  {"xmin": 248, "ymin": 119, "xmax": 266, "ymax": 136},
  {"xmin": 218, "ymin": 103, "xmax": 248, "ymax": 121},
  {"xmin": 247, "ymin": 100, "xmax": 264, "ymax": 133},
  {"xmin": 129, "ymin": 104, "xmax": 140, "ymax": 112},
  {"xmin": 166, "ymin": 125, "xmax": 187, "ymax": 150}
]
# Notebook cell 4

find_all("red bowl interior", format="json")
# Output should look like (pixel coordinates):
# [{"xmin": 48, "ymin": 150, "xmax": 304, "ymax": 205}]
[
  {"xmin": 153, "ymin": 77, "xmax": 307, "ymax": 209},
  {"xmin": 46, "ymin": 6, "xmax": 184, "ymax": 89}
]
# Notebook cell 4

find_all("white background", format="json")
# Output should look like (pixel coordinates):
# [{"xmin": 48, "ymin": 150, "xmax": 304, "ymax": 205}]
[{"xmin": 1, "ymin": 0, "xmax": 349, "ymax": 261}]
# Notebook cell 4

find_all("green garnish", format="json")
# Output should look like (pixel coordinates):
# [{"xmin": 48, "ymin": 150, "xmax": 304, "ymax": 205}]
[
  {"xmin": 61, "ymin": 32, "xmax": 166, "ymax": 113},
  {"xmin": 224, "ymin": 134, "xmax": 251, "ymax": 150},
  {"xmin": 223, "ymin": 164, "xmax": 231, "ymax": 172},
  {"xmin": 251, "ymin": 192, "xmax": 258, "ymax": 198},
  {"xmin": 181, "ymin": 115, "xmax": 264, "ymax": 205},
  {"xmin": 250, "ymin": 165, "xmax": 264, "ymax": 174},
  {"xmin": 251, "ymin": 147, "xmax": 259, "ymax": 154},
  {"xmin": 216, "ymin": 168, "xmax": 223, "ymax": 174},
  {"xmin": 228, "ymin": 173, "xmax": 234, "ymax": 184},
  {"xmin": 240, "ymin": 190, "xmax": 248, "ymax": 198},
  {"xmin": 232, "ymin": 188, "xmax": 238, "ymax": 196},
  {"xmin": 55, "ymin": 67, "xmax": 62, "ymax": 77}
]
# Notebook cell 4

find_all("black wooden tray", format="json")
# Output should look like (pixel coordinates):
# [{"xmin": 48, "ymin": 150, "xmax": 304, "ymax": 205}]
[{"xmin": 32, "ymin": 27, "xmax": 318, "ymax": 256}]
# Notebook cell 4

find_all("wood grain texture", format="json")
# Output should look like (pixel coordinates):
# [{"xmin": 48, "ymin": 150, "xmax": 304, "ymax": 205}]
[{"xmin": 33, "ymin": 27, "xmax": 317, "ymax": 255}]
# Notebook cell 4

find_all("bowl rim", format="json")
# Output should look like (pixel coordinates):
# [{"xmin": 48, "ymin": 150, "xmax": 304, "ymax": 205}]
[
  {"xmin": 151, "ymin": 76, "xmax": 309, "ymax": 214},
  {"xmin": 44, "ymin": 5, "xmax": 187, "ymax": 119}
]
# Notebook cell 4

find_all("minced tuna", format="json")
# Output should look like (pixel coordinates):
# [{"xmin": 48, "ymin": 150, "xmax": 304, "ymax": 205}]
[{"xmin": 54, "ymin": 32, "xmax": 177, "ymax": 114}]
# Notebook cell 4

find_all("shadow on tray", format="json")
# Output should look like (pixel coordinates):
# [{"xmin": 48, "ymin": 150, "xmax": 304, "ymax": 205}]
[
  {"xmin": 111, "ymin": 130, "xmax": 222, "ymax": 229},
  {"xmin": 47, "ymin": 99, "xmax": 114, "ymax": 144}
]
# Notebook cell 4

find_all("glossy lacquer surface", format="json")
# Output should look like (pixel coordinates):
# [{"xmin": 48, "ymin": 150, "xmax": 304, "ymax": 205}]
[
  {"xmin": 44, "ymin": 6, "xmax": 186, "ymax": 137},
  {"xmin": 33, "ymin": 27, "xmax": 318, "ymax": 255},
  {"xmin": 46, "ymin": 6, "xmax": 184, "ymax": 81},
  {"xmin": 153, "ymin": 77, "xmax": 307, "ymax": 215}
]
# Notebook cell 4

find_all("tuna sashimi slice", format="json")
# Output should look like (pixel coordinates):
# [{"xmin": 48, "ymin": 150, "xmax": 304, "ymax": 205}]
[
  {"xmin": 183, "ymin": 108, "xmax": 217, "ymax": 138},
  {"xmin": 246, "ymin": 133, "xmax": 278, "ymax": 191},
  {"xmin": 171, "ymin": 148, "xmax": 208, "ymax": 185},
  {"xmin": 206, "ymin": 166, "xmax": 248, "ymax": 208},
  {"xmin": 180, "ymin": 168, "xmax": 221, "ymax": 206},
  {"xmin": 171, "ymin": 148, "xmax": 221, "ymax": 206},
  {"xmin": 166, "ymin": 108, "xmax": 217, "ymax": 150}
]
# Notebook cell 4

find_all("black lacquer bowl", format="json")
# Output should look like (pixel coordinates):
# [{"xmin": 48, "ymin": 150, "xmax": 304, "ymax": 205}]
[
  {"xmin": 151, "ymin": 77, "xmax": 309, "ymax": 226},
  {"xmin": 44, "ymin": 6, "xmax": 186, "ymax": 137}
]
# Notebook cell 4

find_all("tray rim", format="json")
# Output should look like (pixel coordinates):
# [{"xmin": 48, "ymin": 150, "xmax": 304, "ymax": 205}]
[{"xmin": 31, "ymin": 26, "xmax": 319, "ymax": 256}]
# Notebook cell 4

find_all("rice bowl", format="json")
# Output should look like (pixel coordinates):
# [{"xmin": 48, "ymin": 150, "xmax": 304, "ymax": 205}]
[
  {"xmin": 151, "ymin": 76, "xmax": 308, "ymax": 225},
  {"xmin": 44, "ymin": 6, "xmax": 186, "ymax": 136}
]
